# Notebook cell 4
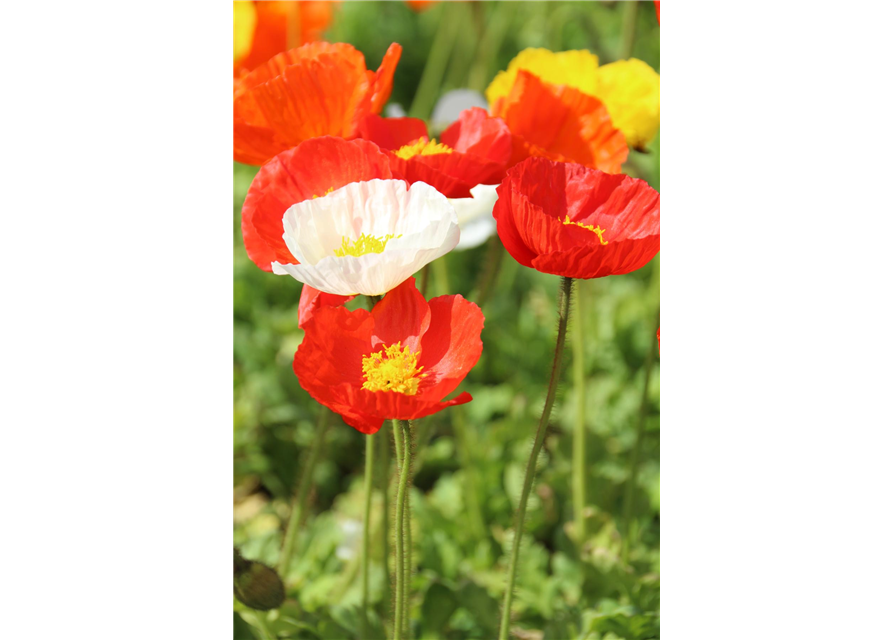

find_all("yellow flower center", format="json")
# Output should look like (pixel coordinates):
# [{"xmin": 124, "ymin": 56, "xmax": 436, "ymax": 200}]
[
  {"xmin": 563, "ymin": 215, "xmax": 608, "ymax": 245},
  {"xmin": 334, "ymin": 233, "xmax": 402, "ymax": 257},
  {"xmin": 362, "ymin": 342, "xmax": 426, "ymax": 395},
  {"xmin": 394, "ymin": 138, "xmax": 453, "ymax": 160}
]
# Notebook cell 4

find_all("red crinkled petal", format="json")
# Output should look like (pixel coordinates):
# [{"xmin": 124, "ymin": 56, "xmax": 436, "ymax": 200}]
[
  {"xmin": 416, "ymin": 295, "xmax": 485, "ymax": 401},
  {"xmin": 241, "ymin": 137, "xmax": 394, "ymax": 272},
  {"xmin": 298, "ymin": 285, "xmax": 356, "ymax": 328},
  {"xmin": 234, "ymin": 42, "xmax": 402, "ymax": 166},
  {"xmin": 495, "ymin": 157, "xmax": 659, "ymax": 279},
  {"xmin": 494, "ymin": 178, "xmax": 540, "ymax": 269},
  {"xmin": 492, "ymin": 70, "xmax": 628, "ymax": 174},
  {"xmin": 355, "ymin": 114, "xmax": 429, "ymax": 150},
  {"xmin": 398, "ymin": 152, "xmax": 497, "ymax": 198},
  {"xmin": 440, "ymin": 107, "xmax": 512, "ymax": 184},
  {"xmin": 292, "ymin": 279, "xmax": 483, "ymax": 434},
  {"xmin": 370, "ymin": 277, "xmax": 431, "ymax": 352}
]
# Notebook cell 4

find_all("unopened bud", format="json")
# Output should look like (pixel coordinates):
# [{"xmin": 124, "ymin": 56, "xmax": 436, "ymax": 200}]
[{"xmin": 233, "ymin": 548, "xmax": 285, "ymax": 610}]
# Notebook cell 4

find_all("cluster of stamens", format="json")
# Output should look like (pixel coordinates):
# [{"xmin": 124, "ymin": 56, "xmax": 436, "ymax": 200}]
[
  {"xmin": 334, "ymin": 233, "xmax": 402, "ymax": 257},
  {"xmin": 394, "ymin": 138, "xmax": 454, "ymax": 160},
  {"xmin": 361, "ymin": 342, "xmax": 427, "ymax": 395}
]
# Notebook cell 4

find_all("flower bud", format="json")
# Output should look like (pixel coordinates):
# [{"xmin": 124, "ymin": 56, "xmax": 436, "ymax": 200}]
[{"xmin": 233, "ymin": 548, "xmax": 285, "ymax": 610}]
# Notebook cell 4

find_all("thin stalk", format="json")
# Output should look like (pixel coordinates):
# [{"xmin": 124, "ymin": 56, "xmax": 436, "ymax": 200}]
[
  {"xmin": 279, "ymin": 408, "xmax": 329, "ymax": 577},
  {"xmin": 572, "ymin": 280, "xmax": 588, "ymax": 544},
  {"xmin": 379, "ymin": 427, "xmax": 391, "ymax": 620},
  {"xmin": 361, "ymin": 433, "xmax": 375, "ymax": 639},
  {"xmin": 432, "ymin": 254, "xmax": 451, "ymax": 297},
  {"xmin": 392, "ymin": 419, "xmax": 412, "ymax": 640},
  {"xmin": 621, "ymin": 305, "xmax": 660, "ymax": 564},
  {"xmin": 619, "ymin": 0, "xmax": 638, "ymax": 60},
  {"xmin": 473, "ymin": 234, "xmax": 506, "ymax": 311},
  {"xmin": 408, "ymin": 2, "xmax": 463, "ymax": 120},
  {"xmin": 468, "ymin": 1, "xmax": 513, "ymax": 92},
  {"xmin": 419, "ymin": 263, "xmax": 431, "ymax": 298},
  {"xmin": 498, "ymin": 276, "xmax": 574, "ymax": 640},
  {"xmin": 402, "ymin": 421, "xmax": 415, "ymax": 638},
  {"xmin": 254, "ymin": 612, "xmax": 274, "ymax": 640}
]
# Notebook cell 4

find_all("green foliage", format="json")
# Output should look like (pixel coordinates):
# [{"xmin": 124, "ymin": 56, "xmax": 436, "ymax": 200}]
[{"xmin": 234, "ymin": 2, "xmax": 659, "ymax": 638}]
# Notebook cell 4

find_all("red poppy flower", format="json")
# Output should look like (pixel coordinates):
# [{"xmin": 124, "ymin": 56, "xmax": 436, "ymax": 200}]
[
  {"xmin": 293, "ymin": 277, "xmax": 484, "ymax": 434},
  {"xmin": 241, "ymin": 136, "xmax": 395, "ymax": 272},
  {"xmin": 234, "ymin": 42, "xmax": 402, "ymax": 166},
  {"xmin": 298, "ymin": 285, "xmax": 355, "ymax": 328},
  {"xmin": 233, "ymin": 1, "xmax": 336, "ymax": 78},
  {"xmin": 356, "ymin": 107, "xmax": 512, "ymax": 198},
  {"xmin": 494, "ymin": 156, "xmax": 659, "ymax": 279},
  {"xmin": 490, "ymin": 70, "xmax": 628, "ymax": 173},
  {"xmin": 655, "ymin": 1, "xmax": 660, "ymax": 24}
]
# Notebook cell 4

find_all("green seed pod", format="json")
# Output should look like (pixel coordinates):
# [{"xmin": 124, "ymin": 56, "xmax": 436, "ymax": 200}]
[{"xmin": 233, "ymin": 548, "xmax": 285, "ymax": 611}]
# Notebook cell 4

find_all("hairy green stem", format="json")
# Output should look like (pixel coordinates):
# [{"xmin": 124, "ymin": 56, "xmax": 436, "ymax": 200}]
[
  {"xmin": 498, "ymin": 276, "xmax": 574, "ymax": 640},
  {"xmin": 379, "ymin": 427, "xmax": 391, "ymax": 619},
  {"xmin": 392, "ymin": 419, "xmax": 412, "ymax": 640},
  {"xmin": 408, "ymin": 2, "xmax": 463, "ymax": 120},
  {"xmin": 572, "ymin": 280, "xmax": 588, "ymax": 544},
  {"xmin": 279, "ymin": 409, "xmax": 329, "ymax": 577},
  {"xmin": 402, "ymin": 421, "xmax": 415, "ymax": 638},
  {"xmin": 361, "ymin": 433, "xmax": 375, "ymax": 638},
  {"xmin": 432, "ymin": 254, "xmax": 451, "ymax": 297}
]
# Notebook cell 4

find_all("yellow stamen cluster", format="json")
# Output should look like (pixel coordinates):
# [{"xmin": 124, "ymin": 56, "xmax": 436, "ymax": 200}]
[
  {"xmin": 334, "ymin": 233, "xmax": 402, "ymax": 257},
  {"xmin": 394, "ymin": 138, "xmax": 453, "ymax": 160},
  {"xmin": 362, "ymin": 342, "xmax": 426, "ymax": 395},
  {"xmin": 563, "ymin": 215, "xmax": 608, "ymax": 245},
  {"xmin": 312, "ymin": 187, "xmax": 334, "ymax": 199}
]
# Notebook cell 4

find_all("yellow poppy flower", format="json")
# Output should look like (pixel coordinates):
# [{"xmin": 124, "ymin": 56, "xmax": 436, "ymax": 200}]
[{"xmin": 486, "ymin": 48, "xmax": 660, "ymax": 150}]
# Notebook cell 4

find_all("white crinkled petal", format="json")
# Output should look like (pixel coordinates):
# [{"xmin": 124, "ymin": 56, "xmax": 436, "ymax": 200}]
[
  {"xmin": 275, "ymin": 179, "xmax": 460, "ymax": 296},
  {"xmin": 449, "ymin": 183, "xmax": 499, "ymax": 251}
]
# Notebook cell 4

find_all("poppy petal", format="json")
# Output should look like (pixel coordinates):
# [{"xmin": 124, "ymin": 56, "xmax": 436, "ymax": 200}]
[
  {"xmin": 370, "ymin": 277, "xmax": 431, "ymax": 352},
  {"xmin": 241, "ymin": 137, "xmax": 394, "ymax": 272}
]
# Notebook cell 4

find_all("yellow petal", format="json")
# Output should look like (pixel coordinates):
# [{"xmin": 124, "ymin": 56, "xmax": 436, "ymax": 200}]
[
  {"xmin": 594, "ymin": 58, "xmax": 660, "ymax": 149},
  {"xmin": 233, "ymin": 1, "xmax": 257, "ymax": 65},
  {"xmin": 485, "ymin": 48, "xmax": 599, "ymax": 108}
]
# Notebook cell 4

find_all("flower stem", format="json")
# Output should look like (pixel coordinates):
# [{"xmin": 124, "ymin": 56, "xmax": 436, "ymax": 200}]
[
  {"xmin": 572, "ymin": 280, "xmax": 588, "ymax": 544},
  {"xmin": 408, "ymin": 1, "xmax": 463, "ymax": 120},
  {"xmin": 403, "ymin": 421, "xmax": 415, "ymax": 638},
  {"xmin": 279, "ymin": 408, "xmax": 329, "ymax": 577},
  {"xmin": 361, "ymin": 433, "xmax": 375, "ymax": 639},
  {"xmin": 378, "ymin": 427, "xmax": 391, "ymax": 618},
  {"xmin": 619, "ymin": 0, "xmax": 639, "ymax": 60},
  {"xmin": 498, "ymin": 276, "xmax": 574, "ymax": 640},
  {"xmin": 392, "ymin": 419, "xmax": 412, "ymax": 640},
  {"xmin": 474, "ymin": 234, "xmax": 506, "ymax": 311}
]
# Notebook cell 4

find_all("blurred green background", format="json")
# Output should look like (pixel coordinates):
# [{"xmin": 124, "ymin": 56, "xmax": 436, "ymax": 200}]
[{"xmin": 234, "ymin": 2, "xmax": 659, "ymax": 638}]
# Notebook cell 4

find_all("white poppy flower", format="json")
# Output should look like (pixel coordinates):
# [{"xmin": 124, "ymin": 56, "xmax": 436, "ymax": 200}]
[
  {"xmin": 272, "ymin": 179, "xmax": 460, "ymax": 296},
  {"xmin": 449, "ymin": 183, "xmax": 499, "ymax": 251}
]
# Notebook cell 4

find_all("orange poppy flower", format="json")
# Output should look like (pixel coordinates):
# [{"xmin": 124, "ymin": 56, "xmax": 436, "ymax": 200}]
[
  {"xmin": 234, "ymin": 42, "xmax": 402, "ymax": 166},
  {"xmin": 356, "ymin": 107, "xmax": 512, "ymax": 198},
  {"xmin": 490, "ymin": 70, "xmax": 628, "ymax": 173},
  {"xmin": 233, "ymin": 1, "xmax": 336, "ymax": 78}
]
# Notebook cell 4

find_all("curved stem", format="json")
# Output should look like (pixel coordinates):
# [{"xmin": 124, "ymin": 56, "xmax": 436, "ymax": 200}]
[
  {"xmin": 408, "ymin": 2, "xmax": 463, "ymax": 120},
  {"xmin": 474, "ymin": 234, "xmax": 505, "ymax": 311},
  {"xmin": 402, "ymin": 421, "xmax": 415, "ymax": 638},
  {"xmin": 498, "ymin": 276, "xmax": 574, "ymax": 640},
  {"xmin": 619, "ymin": 0, "xmax": 638, "ymax": 60},
  {"xmin": 572, "ymin": 280, "xmax": 588, "ymax": 544},
  {"xmin": 361, "ymin": 433, "xmax": 375, "ymax": 639},
  {"xmin": 392, "ymin": 419, "xmax": 412, "ymax": 640},
  {"xmin": 379, "ymin": 427, "xmax": 391, "ymax": 619},
  {"xmin": 254, "ymin": 612, "xmax": 274, "ymax": 640},
  {"xmin": 279, "ymin": 408, "xmax": 329, "ymax": 577}
]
